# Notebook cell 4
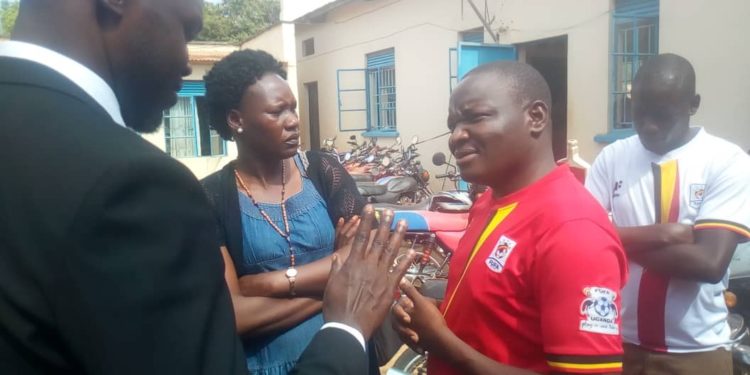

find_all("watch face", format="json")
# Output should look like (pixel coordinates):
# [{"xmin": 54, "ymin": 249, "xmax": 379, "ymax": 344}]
[{"xmin": 286, "ymin": 268, "xmax": 298, "ymax": 278}]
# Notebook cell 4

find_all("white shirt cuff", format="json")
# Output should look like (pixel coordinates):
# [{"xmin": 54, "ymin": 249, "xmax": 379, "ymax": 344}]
[{"xmin": 320, "ymin": 322, "xmax": 366, "ymax": 352}]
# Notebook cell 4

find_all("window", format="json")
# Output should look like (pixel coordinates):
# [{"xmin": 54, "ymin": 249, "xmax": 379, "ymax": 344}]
[
  {"xmin": 366, "ymin": 48, "xmax": 396, "ymax": 133},
  {"xmin": 302, "ymin": 38, "xmax": 315, "ymax": 57},
  {"xmin": 335, "ymin": 48, "xmax": 397, "ymax": 135},
  {"xmin": 609, "ymin": 0, "xmax": 659, "ymax": 131},
  {"xmin": 163, "ymin": 81, "xmax": 225, "ymax": 158},
  {"xmin": 461, "ymin": 28, "xmax": 484, "ymax": 43}
]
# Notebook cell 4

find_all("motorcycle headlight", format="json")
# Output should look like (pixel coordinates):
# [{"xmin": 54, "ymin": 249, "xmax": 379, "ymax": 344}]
[
  {"xmin": 726, "ymin": 290, "xmax": 738, "ymax": 309},
  {"xmin": 421, "ymin": 170, "xmax": 430, "ymax": 182}
]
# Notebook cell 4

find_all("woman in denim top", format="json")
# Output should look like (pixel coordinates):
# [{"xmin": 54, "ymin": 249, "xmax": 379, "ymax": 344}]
[{"xmin": 201, "ymin": 50, "xmax": 366, "ymax": 375}]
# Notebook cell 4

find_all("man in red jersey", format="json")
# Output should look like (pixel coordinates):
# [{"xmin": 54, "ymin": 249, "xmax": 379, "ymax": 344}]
[{"xmin": 392, "ymin": 61, "xmax": 628, "ymax": 375}]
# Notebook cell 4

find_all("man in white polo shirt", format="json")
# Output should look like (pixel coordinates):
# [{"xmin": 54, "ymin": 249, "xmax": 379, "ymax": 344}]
[{"xmin": 586, "ymin": 53, "xmax": 750, "ymax": 374}]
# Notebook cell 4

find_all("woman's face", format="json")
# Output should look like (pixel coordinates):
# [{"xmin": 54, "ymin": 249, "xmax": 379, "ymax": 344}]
[{"xmin": 234, "ymin": 73, "xmax": 300, "ymax": 160}]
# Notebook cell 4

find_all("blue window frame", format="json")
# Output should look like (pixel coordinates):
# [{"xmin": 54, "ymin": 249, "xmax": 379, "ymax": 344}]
[
  {"xmin": 335, "ymin": 49, "xmax": 398, "ymax": 137},
  {"xmin": 596, "ymin": 0, "xmax": 659, "ymax": 143},
  {"xmin": 163, "ymin": 81, "xmax": 225, "ymax": 157},
  {"xmin": 365, "ymin": 49, "xmax": 397, "ymax": 135}
]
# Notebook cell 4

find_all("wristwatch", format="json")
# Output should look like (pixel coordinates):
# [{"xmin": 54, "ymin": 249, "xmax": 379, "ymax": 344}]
[{"xmin": 285, "ymin": 267, "xmax": 298, "ymax": 297}]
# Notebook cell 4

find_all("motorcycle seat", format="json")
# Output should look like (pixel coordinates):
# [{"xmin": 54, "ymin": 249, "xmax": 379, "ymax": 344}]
[
  {"xmin": 373, "ymin": 201, "xmax": 431, "ymax": 211},
  {"xmin": 357, "ymin": 183, "xmax": 387, "ymax": 196},
  {"xmin": 434, "ymin": 202, "xmax": 471, "ymax": 213}
]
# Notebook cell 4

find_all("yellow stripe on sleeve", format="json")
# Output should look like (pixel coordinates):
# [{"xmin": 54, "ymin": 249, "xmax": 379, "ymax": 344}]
[{"xmin": 547, "ymin": 361, "xmax": 623, "ymax": 371}]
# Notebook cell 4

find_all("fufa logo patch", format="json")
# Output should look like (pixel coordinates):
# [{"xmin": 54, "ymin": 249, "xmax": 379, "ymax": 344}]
[
  {"xmin": 579, "ymin": 287, "xmax": 619, "ymax": 335},
  {"xmin": 689, "ymin": 184, "xmax": 706, "ymax": 209},
  {"xmin": 485, "ymin": 235, "xmax": 516, "ymax": 273}
]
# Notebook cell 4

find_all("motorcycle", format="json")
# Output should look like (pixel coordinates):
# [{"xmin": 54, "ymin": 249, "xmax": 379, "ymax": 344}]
[
  {"xmin": 383, "ymin": 208, "xmax": 467, "ymax": 375},
  {"xmin": 357, "ymin": 136, "xmax": 432, "ymax": 205},
  {"xmin": 429, "ymin": 152, "xmax": 473, "ymax": 213}
]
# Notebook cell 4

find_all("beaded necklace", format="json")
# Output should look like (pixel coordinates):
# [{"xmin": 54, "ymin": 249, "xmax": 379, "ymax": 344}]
[{"xmin": 234, "ymin": 160, "xmax": 298, "ymax": 294}]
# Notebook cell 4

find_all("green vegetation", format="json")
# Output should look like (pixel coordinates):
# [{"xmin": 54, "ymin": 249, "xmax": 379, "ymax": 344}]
[
  {"xmin": 0, "ymin": 1, "xmax": 18, "ymax": 38},
  {"xmin": 198, "ymin": 0, "xmax": 280, "ymax": 44}
]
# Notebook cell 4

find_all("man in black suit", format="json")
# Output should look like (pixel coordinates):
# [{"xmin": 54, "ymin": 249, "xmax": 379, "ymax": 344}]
[{"xmin": 0, "ymin": 1, "xmax": 412, "ymax": 374}]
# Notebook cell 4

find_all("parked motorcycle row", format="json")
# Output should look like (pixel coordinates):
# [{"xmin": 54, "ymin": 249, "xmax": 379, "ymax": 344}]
[{"xmin": 323, "ymin": 135, "xmax": 434, "ymax": 206}]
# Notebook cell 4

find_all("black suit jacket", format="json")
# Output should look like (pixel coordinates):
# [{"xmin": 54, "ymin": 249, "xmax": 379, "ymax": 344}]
[
  {"xmin": 0, "ymin": 57, "xmax": 246, "ymax": 374},
  {"xmin": 292, "ymin": 327, "xmax": 368, "ymax": 375},
  {"xmin": 0, "ymin": 56, "xmax": 369, "ymax": 375}
]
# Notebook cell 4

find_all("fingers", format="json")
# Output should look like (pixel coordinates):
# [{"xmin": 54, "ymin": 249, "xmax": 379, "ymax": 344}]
[
  {"xmin": 392, "ymin": 304, "xmax": 419, "ymax": 344},
  {"xmin": 349, "ymin": 205, "xmax": 375, "ymax": 260},
  {"xmin": 342, "ymin": 216, "xmax": 360, "ymax": 241},
  {"xmin": 389, "ymin": 250, "xmax": 415, "ymax": 287},
  {"xmin": 396, "ymin": 324, "xmax": 420, "ymax": 345},
  {"xmin": 329, "ymin": 253, "xmax": 343, "ymax": 275},
  {"xmin": 335, "ymin": 217, "xmax": 344, "ymax": 233},
  {"xmin": 392, "ymin": 300, "xmax": 412, "ymax": 323},
  {"xmin": 381, "ymin": 219, "xmax": 407, "ymax": 265},
  {"xmin": 369, "ymin": 209, "xmax": 394, "ymax": 259},
  {"xmin": 334, "ymin": 218, "xmax": 345, "ymax": 248},
  {"xmin": 399, "ymin": 278, "xmax": 423, "ymax": 302}
]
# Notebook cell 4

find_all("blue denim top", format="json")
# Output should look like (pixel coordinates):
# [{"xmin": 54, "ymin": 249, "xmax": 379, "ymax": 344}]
[{"xmin": 237, "ymin": 155, "xmax": 335, "ymax": 375}]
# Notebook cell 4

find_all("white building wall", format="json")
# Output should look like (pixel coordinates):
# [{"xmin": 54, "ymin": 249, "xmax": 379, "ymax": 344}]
[
  {"xmin": 660, "ymin": 0, "xmax": 750, "ymax": 152},
  {"xmin": 241, "ymin": 23, "xmax": 299, "ymax": 102},
  {"xmin": 296, "ymin": 0, "xmax": 750, "ymax": 177},
  {"xmin": 295, "ymin": 0, "xmax": 610, "ymax": 185}
]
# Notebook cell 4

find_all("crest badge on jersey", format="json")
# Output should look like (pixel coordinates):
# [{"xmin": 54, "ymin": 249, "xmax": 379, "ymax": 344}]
[
  {"xmin": 485, "ymin": 235, "xmax": 516, "ymax": 273},
  {"xmin": 689, "ymin": 184, "xmax": 706, "ymax": 209},
  {"xmin": 579, "ymin": 287, "xmax": 619, "ymax": 335}
]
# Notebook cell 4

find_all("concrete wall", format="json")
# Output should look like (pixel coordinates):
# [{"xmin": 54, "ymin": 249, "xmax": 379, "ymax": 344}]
[
  {"xmin": 660, "ymin": 0, "xmax": 750, "ymax": 152},
  {"xmin": 489, "ymin": 0, "xmax": 611, "ymax": 162},
  {"xmin": 142, "ymin": 61, "xmax": 238, "ymax": 180},
  {"xmin": 241, "ymin": 23, "xmax": 299, "ymax": 98},
  {"xmin": 294, "ymin": 0, "xmax": 611, "ymax": 187},
  {"xmin": 295, "ymin": 0, "xmax": 750, "ymax": 180}
]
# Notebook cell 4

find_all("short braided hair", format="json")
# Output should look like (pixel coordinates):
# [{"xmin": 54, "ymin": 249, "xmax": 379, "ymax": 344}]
[{"xmin": 203, "ymin": 49, "xmax": 286, "ymax": 140}]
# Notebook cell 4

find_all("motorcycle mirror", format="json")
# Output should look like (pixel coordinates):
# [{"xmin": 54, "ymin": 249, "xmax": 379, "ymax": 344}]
[
  {"xmin": 382, "ymin": 156, "xmax": 391, "ymax": 167},
  {"xmin": 349, "ymin": 135, "xmax": 356, "ymax": 140},
  {"xmin": 395, "ymin": 137, "xmax": 402, "ymax": 146},
  {"xmin": 344, "ymin": 152, "xmax": 352, "ymax": 161},
  {"xmin": 411, "ymin": 135, "xmax": 419, "ymax": 145},
  {"xmin": 432, "ymin": 152, "xmax": 447, "ymax": 166},
  {"xmin": 324, "ymin": 139, "xmax": 333, "ymax": 147}
]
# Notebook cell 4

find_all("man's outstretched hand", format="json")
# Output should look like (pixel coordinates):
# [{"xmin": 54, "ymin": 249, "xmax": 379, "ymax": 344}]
[{"xmin": 322, "ymin": 205, "xmax": 413, "ymax": 340}]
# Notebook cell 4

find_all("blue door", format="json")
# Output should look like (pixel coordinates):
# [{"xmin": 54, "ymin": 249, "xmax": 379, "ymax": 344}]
[{"xmin": 457, "ymin": 42, "xmax": 517, "ymax": 80}]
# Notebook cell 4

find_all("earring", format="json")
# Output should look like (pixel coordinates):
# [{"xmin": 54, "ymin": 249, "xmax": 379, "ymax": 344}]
[{"xmin": 237, "ymin": 127, "xmax": 244, "ymax": 134}]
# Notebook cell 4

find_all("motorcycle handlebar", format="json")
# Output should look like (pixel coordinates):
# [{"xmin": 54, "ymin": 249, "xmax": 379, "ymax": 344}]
[{"xmin": 436, "ymin": 173, "xmax": 454, "ymax": 179}]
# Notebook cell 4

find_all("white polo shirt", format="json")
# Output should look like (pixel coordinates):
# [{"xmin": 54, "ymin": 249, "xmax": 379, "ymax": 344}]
[{"xmin": 586, "ymin": 128, "xmax": 750, "ymax": 353}]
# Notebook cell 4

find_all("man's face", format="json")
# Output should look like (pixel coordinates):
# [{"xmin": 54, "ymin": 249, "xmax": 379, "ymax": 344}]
[
  {"xmin": 632, "ymin": 80, "xmax": 698, "ymax": 155},
  {"xmin": 106, "ymin": 0, "xmax": 203, "ymax": 132},
  {"xmin": 446, "ymin": 73, "xmax": 528, "ymax": 186}
]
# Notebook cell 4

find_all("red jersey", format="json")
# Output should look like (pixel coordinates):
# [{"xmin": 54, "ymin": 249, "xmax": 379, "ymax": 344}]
[{"xmin": 428, "ymin": 165, "xmax": 628, "ymax": 374}]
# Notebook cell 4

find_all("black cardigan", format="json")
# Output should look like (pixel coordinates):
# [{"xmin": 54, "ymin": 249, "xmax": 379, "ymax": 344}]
[{"xmin": 200, "ymin": 150, "xmax": 366, "ymax": 271}]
